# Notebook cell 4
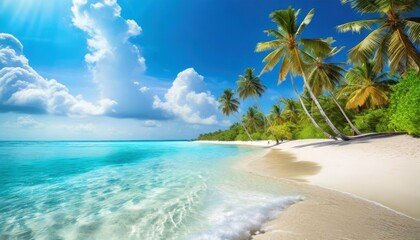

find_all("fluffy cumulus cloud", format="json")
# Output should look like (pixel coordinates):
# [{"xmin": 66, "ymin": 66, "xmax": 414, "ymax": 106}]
[
  {"xmin": 1, "ymin": 1, "xmax": 226, "ymax": 126},
  {"xmin": 0, "ymin": 33, "xmax": 116, "ymax": 116},
  {"xmin": 153, "ymin": 68, "xmax": 220, "ymax": 125},
  {"xmin": 71, "ymin": 0, "xmax": 166, "ymax": 119}
]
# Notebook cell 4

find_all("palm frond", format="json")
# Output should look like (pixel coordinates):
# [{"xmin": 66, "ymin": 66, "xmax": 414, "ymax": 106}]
[
  {"xmin": 404, "ymin": 18, "xmax": 420, "ymax": 45},
  {"xmin": 347, "ymin": 26, "xmax": 387, "ymax": 64},
  {"xmin": 255, "ymin": 40, "xmax": 285, "ymax": 52},
  {"xmin": 260, "ymin": 47, "xmax": 286, "ymax": 74},
  {"xmin": 218, "ymin": 89, "xmax": 240, "ymax": 116},
  {"xmin": 342, "ymin": 62, "xmax": 393, "ymax": 109},
  {"xmin": 391, "ymin": 0, "xmax": 420, "ymax": 13},
  {"xmin": 300, "ymin": 38, "xmax": 332, "ymax": 57},
  {"xmin": 341, "ymin": 0, "xmax": 383, "ymax": 14},
  {"xmin": 296, "ymin": 9, "xmax": 315, "ymax": 36},
  {"xmin": 372, "ymin": 29, "xmax": 391, "ymax": 73},
  {"xmin": 367, "ymin": 86, "xmax": 389, "ymax": 108},
  {"xmin": 328, "ymin": 46, "xmax": 346, "ymax": 58},
  {"xmin": 278, "ymin": 56, "xmax": 290, "ymax": 84},
  {"xmin": 270, "ymin": 7, "xmax": 298, "ymax": 36},
  {"xmin": 388, "ymin": 29, "xmax": 420, "ymax": 72},
  {"xmin": 337, "ymin": 18, "xmax": 385, "ymax": 33},
  {"xmin": 264, "ymin": 29, "xmax": 286, "ymax": 40},
  {"xmin": 346, "ymin": 87, "xmax": 370, "ymax": 109},
  {"xmin": 236, "ymin": 68, "xmax": 267, "ymax": 100}
]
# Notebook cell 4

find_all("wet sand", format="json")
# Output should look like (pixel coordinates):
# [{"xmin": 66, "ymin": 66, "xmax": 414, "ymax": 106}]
[
  {"xmin": 243, "ymin": 148, "xmax": 420, "ymax": 239},
  {"xmin": 199, "ymin": 134, "xmax": 420, "ymax": 239}
]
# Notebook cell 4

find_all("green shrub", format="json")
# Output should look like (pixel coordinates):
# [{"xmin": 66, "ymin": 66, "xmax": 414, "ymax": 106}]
[
  {"xmin": 389, "ymin": 71, "xmax": 420, "ymax": 136},
  {"xmin": 295, "ymin": 123, "xmax": 327, "ymax": 139},
  {"xmin": 354, "ymin": 108, "xmax": 391, "ymax": 133},
  {"xmin": 251, "ymin": 132, "xmax": 263, "ymax": 140},
  {"xmin": 235, "ymin": 133, "xmax": 249, "ymax": 141},
  {"xmin": 271, "ymin": 124, "xmax": 293, "ymax": 140}
]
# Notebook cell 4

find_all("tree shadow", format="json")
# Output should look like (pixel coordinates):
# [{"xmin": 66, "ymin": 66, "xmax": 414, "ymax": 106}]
[{"xmin": 291, "ymin": 132, "xmax": 407, "ymax": 149}]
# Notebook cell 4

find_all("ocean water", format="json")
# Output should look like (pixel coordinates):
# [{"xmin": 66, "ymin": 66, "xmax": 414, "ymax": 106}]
[{"xmin": 0, "ymin": 141, "xmax": 302, "ymax": 240}]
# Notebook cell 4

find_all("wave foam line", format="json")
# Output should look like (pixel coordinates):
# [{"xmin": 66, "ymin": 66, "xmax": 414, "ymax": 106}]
[{"xmin": 192, "ymin": 195, "xmax": 303, "ymax": 240}]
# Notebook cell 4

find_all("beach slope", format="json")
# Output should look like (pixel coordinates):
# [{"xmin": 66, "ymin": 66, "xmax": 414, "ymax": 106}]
[{"xmin": 199, "ymin": 134, "xmax": 420, "ymax": 239}]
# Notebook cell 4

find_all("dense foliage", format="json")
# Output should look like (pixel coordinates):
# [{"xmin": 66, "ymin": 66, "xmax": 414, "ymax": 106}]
[
  {"xmin": 389, "ymin": 71, "xmax": 420, "ymax": 136},
  {"xmin": 198, "ymin": 2, "xmax": 419, "ymax": 141}
]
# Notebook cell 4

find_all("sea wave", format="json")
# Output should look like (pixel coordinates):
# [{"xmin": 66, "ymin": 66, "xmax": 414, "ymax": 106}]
[{"xmin": 191, "ymin": 194, "xmax": 303, "ymax": 240}]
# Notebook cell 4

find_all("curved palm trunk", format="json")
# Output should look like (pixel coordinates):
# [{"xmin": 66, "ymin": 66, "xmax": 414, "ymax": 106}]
[
  {"xmin": 254, "ymin": 97, "xmax": 280, "ymax": 144},
  {"xmin": 291, "ymin": 74, "xmax": 336, "ymax": 140},
  {"xmin": 234, "ymin": 113, "xmax": 253, "ymax": 141},
  {"xmin": 328, "ymin": 91, "xmax": 362, "ymax": 135},
  {"xmin": 294, "ymin": 49, "xmax": 350, "ymax": 141}
]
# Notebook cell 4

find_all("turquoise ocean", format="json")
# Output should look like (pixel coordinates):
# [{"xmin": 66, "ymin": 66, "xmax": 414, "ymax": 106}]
[{"xmin": 0, "ymin": 141, "xmax": 301, "ymax": 240}]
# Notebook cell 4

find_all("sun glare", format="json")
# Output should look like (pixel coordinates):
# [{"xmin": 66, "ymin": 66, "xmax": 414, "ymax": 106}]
[{"xmin": 1, "ymin": 0, "xmax": 60, "ymax": 32}]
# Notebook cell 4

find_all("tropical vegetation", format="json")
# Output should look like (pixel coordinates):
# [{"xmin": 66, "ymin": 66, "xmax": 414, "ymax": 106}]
[{"xmin": 198, "ymin": 1, "xmax": 420, "ymax": 141}]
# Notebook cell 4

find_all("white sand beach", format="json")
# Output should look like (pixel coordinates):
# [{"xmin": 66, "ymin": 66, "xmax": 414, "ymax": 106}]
[{"xmin": 199, "ymin": 134, "xmax": 420, "ymax": 239}]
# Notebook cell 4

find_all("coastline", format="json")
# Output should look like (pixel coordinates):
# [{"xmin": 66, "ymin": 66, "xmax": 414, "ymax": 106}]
[{"xmin": 198, "ymin": 134, "xmax": 420, "ymax": 239}]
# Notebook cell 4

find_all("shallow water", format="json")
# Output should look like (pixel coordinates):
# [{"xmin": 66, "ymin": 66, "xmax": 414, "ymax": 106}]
[{"xmin": 0, "ymin": 141, "xmax": 301, "ymax": 240}]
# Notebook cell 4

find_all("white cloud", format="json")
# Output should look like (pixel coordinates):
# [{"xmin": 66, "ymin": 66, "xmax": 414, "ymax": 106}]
[
  {"xmin": 16, "ymin": 115, "xmax": 40, "ymax": 128},
  {"xmin": 126, "ymin": 19, "xmax": 142, "ymax": 38},
  {"xmin": 0, "ymin": 33, "xmax": 117, "ymax": 116},
  {"xmin": 0, "ymin": 2, "xmax": 227, "ymax": 127},
  {"xmin": 139, "ymin": 86, "xmax": 149, "ymax": 93},
  {"xmin": 71, "ymin": 0, "xmax": 169, "ymax": 120},
  {"xmin": 153, "ymin": 68, "xmax": 220, "ymax": 125}
]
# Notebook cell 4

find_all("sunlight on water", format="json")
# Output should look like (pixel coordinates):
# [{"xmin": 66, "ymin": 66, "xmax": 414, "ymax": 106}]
[{"xmin": 0, "ymin": 141, "xmax": 301, "ymax": 240}]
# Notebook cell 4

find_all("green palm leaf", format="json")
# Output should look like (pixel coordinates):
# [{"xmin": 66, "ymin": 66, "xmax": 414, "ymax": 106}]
[
  {"xmin": 336, "ymin": 18, "xmax": 385, "ymax": 33},
  {"xmin": 260, "ymin": 47, "xmax": 286, "ymax": 74},
  {"xmin": 301, "ymin": 38, "xmax": 334, "ymax": 58},
  {"xmin": 296, "ymin": 9, "xmax": 315, "ymax": 36},
  {"xmin": 340, "ymin": 0, "xmax": 420, "ymax": 73},
  {"xmin": 340, "ymin": 62, "xmax": 395, "ymax": 110},
  {"xmin": 256, "ymin": 39, "xmax": 285, "ymax": 52},
  {"xmin": 236, "ymin": 68, "xmax": 267, "ymax": 100},
  {"xmin": 264, "ymin": 29, "xmax": 286, "ymax": 39},
  {"xmin": 278, "ymin": 55, "xmax": 290, "ymax": 84},
  {"xmin": 340, "ymin": 0, "xmax": 382, "ymax": 13},
  {"xmin": 218, "ymin": 89, "xmax": 240, "ymax": 116},
  {"xmin": 404, "ymin": 18, "xmax": 420, "ymax": 45},
  {"xmin": 347, "ymin": 26, "xmax": 387, "ymax": 65},
  {"xmin": 388, "ymin": 29, "xmax": 420, "ymax": 72}
]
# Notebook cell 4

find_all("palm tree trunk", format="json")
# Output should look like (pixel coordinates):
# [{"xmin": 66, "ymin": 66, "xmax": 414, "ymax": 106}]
[
  {"xmin": 328, "ymin": 91, "xmax": 362, "ymax": 135},
  {"xmin": 294, "ymin": 49, "xmax": 350, "ymax": 140},
  {"xmin": 254, "ymin": 97, "xmax": 279, "ymax": 144},
  {"xmin": 291, "ymin": 74, "xmax": 336, "ymax": 140},
  {"xmin": 234, "ymin": 114, "xmax": 253, "ymax": 141}
]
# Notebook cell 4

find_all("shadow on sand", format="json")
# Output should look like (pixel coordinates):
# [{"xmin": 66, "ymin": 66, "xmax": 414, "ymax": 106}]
[{"xmin": 290, "ymin": 132, "xmax": 407, "ymax": 149}]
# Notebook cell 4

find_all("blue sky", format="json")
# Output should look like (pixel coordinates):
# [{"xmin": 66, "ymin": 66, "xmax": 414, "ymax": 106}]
[{"xmin": 0, "ymin": 0, "xmax": 393, "ymax": 140}]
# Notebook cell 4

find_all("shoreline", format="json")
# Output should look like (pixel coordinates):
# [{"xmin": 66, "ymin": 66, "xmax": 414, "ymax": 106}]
[{"xmin": 197, "ymin": 135, "xmax": 420, "ymax": 239}]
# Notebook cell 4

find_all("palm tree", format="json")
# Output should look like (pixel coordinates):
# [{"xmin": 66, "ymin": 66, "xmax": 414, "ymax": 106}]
[
  {"xmin": 270, "ymin": 104, "xmax": 283, "ymax": 125},
  {"xmin": 306, "ymin": 43, "xmax": 362, "ymax": 135},
  {"xmin": 279, "ymin": 98, "xmax": 300, "ymax": 123},
  {"xmin": 290, "ymin": 74, "xmax": 337, "ymax": 139},
  {"xmin": 337, "ymin": 0, "xmax": 420, "ymax": 74},
  {"xmin": 256, "ymin": 7, "xmax": 349, "ymax": 140},
  {"xmin": 218, "ymin": 89, "xmax": 253, "ymax": 141},
  {"xmin": 243, "ymin": 106, "xmax": 261, "ymax": 133},
  {"xmin": 339, "ymin": 62, "xmax": 397, "ymax": 110},
  {"xmin": 236, "ymin": 68, "xmax": 279, "ymax": 143}
]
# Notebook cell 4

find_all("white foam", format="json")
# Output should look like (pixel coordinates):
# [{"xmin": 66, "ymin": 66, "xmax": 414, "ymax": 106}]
[{"xmin": 192, "ymin": 195, "xmax": 303, "ymax": 240}]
